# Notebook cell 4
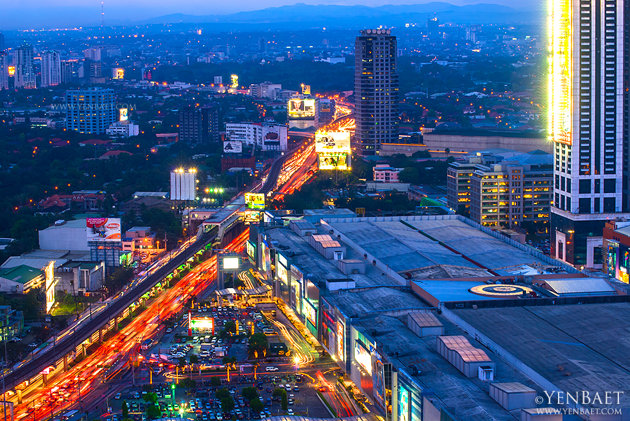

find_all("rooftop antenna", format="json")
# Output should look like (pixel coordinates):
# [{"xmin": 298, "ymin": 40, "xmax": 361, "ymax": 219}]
[{"xmin": 100, "ymin": 1, "xmax": 105, "ymax": 27}]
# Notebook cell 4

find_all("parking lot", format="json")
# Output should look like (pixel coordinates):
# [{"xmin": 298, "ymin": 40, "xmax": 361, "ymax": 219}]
[{"xmin": 103, "ymin": 296, "xmax": 334, "ymax": 420}]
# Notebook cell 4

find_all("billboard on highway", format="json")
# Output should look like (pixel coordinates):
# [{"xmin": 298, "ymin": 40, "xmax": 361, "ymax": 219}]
[
  {"xmin": 223, "ymin": 141, "xmax": 243, "ymax": 154},
  {"xmin": 315, "ymin": 131, "xmax": 351, "ymax": 154},
  {"xmin": 86, "ymin": 218, "xmax": 122, "ymax": 242},
  {"xmin": 245, "ymin": 192, "xmax": 265, "ymax": 210},
  {"xmin": 288, "ymin": 98, "xmax": 315, "ymax": 119}
]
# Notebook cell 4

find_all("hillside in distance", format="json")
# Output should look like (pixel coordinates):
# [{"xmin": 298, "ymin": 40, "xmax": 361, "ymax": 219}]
[{"xmin": 144, "ymin": 2, "xmax": 540, "ymax": 28}]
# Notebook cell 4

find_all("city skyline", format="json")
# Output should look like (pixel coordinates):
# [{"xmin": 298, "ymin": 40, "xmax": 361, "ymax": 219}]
[{"xmin": 1, "ymin": 0, "xmax": 629, "ymax": 416}]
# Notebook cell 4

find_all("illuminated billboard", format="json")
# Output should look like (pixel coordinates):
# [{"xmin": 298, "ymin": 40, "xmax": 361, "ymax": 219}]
[
  {"xmin": 316, "ymin": 131, "xmax": 351, "ymax": 171},
  {"xmin": 45, "ymin": 261, "xmax": 56, "ymax": 313},
  {"xmin": 315, "ymin": 131, "xmax": 351, "ymax": 154},
  {"xmin": 119, "ymin": 108, "xmax": 128, "ymax": 122},
  {"xmin": 190, "ymin": 317, "xmax": 215, "ymax": 332},
  {"xmin": 319, "ymin": 153, "xmax": 350, "ymax": 171},
  {"xmin": 86, "ymin": 218, "xmax": 121, "ymax": 242},
  {"xmin": 399, "ymin": 387, "xmax": 409, "ymax": 421},
  {"xmin": 245, "ymin": 192, "xmax": 265, "ymax": 210},
  {"xmin": 304, "ymin": 300, "xmax": 317, "ymax": 327},
  {"xmin": 354, "ymin": 340, "xmax": 372, "ymax": 375},
  {"xmin": 288, "ymin": 98, "xmax": 316, "ymax": 119},
  {"xmin": 113, "ymin": 68, "xmax": 125, "ymax": 80},
  {"xmin": 222, "ymin": 256, "xmax": 240, "ymax": 270},
  {"xmin": 336, "ymin": 321, "xmax": 345, "ymax": 362},
  {"xmin": 230, "ymin": 74, "xmax": 239, "ymax": 89},
  {"xmin": 548, "ymin": 0, "xmax": 572, "ymax": 145}
]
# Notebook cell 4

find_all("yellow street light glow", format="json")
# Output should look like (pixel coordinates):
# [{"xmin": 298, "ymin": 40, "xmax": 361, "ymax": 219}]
[{"xmin": 548, "ymin": 0, "xmax": 572, "ymax": 146}]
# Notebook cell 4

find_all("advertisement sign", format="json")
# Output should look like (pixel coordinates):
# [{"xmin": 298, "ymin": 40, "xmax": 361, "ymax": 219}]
[
  {"xmin": 230, "ymin": 74, "xmax": 239, "ymax": 89},
  {"xmin": 86, "ymin": 218, "xmax": 121, "ymax": 242},
  {"xmin": 336, "ymin": 321, "xmax": 345, "ymax": 362},
  {"xmin": 319, "ymin": 153, "xmax": 350, "ymax": 171},
  {"xmin": 222, "ymin": 256, "xmax": 240, "ymax": 270},
  {"xmin": 304, "ymin": 300, "xmax": 317, "ymax": 328},
  {"xmin": 119, "ymin": 108, "xmax": 128, "ymax": 122},
  {"xmin": 190, "ymin": 317, "xmax": 215, "ymax": 334},
  {"xmin": 223, "ymin": 141, "xmax": 243, "ymax": 154},
  {"xmin": 277, "ymin": 262, "xmax": 288, "ymax": 284},
  {"xmin": 288, "ymin": 98, "xmax": 316, "ymax": 118},
  {"xmin": 247, "ymin": 241, "xmax": 256, "ymax": 262},
  {"xmin": 549, "ymin": 0, "xmax": 572, "ymax": 145},
  {"xmin": 373, "ymin": 356, "xmax": 386, "ymax": 409},
  {"xmin": 315, "ymin": 131, "xmax": 351, "ymax": 154},
  {"xmin": 113, "ymin": 68, "xmax": 125, "ymax": 80},
  {"xmin": 399, "ymin": 387, "xmax": 410, "ymax": 421},
  {"xmin": 354, "ymin": 340, "xmax": 372, "ymax": 375},
  {"xmin": 261, "ymin": 240, "xmax": 271, "ymax": 274},
  {"xmin": 45, "ymin": 261, "xmax": 56, "ymax": 313},
  {"xmin": 607, "ymin": 242, "xmax": 630, "ymax": 284},
  {"xmin": 244, "ymin": 192, "xmax": 265, "ymax": 210},
  {"xmin": 319, "ymin": 99, "xmax": 333, "ymax": 113}
]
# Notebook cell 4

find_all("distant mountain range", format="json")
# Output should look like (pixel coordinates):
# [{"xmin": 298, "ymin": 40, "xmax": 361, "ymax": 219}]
[
  {"xmin": 141, "ymin": 3, "xmax": 541, "ymax": 28},
  {"xmin": 0, "ymin": 2, "xmax": 542, "ymax": 31}
]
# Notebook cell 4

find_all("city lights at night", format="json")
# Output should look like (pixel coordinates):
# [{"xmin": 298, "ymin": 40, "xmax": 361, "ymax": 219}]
[{"xmin": 0, "ymin": 1, "xmax": 629, "ymax": 421}]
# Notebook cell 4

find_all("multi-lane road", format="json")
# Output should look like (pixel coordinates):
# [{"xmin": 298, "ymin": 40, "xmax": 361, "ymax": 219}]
[
  {"xmin": 3, "ymin": 96, "xmax": 355, "ymax": 420},
  {"xmin": 7, "ymin": 230, "xmax": 249, "ymax": 421}
]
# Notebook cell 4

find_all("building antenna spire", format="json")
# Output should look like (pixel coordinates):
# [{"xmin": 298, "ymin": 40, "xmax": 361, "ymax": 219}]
[{"xmin": 100, "ymin": 1, "xmax": 105, "ymax": 27}]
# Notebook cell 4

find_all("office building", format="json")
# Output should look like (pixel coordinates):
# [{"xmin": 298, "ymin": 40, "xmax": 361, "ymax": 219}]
[
  {"xmin": 106, "ymin": 121, "xmax": 139, "ymax": 138},
  {"xmin": 549, "ymin": 0, "xmax": 630, "ymax": 267},
  {"xmin": 170, "ymin": 168, "xmax": 197, "ymax": 201},
  {"xmin": 13, "ymin": 45, "xmax": 36, "ymax": 89},
  {"xmin": 0, "ymin": 306, "xmax": 24, "ymax": 341},
  {"xmin": 60, "ymin": 59, "xmax": 80, "ymax": 84},
  {"xmin": 225, "ymin": 122, "xmax": 288, "ymax": 151},
  {"xmin": 41, "ymin": 50, "xmax": 61, "ymax": 87},
  {"xmin": 448, "ymin": 151, "xmax": 552, "ymax": 228},
  {"xmin": 65, "ymin": 88, "xmax": 117, "ymax": 135},
  {"xmin": 178, "ymin": 104, "xmax": 220, "ymax": 143},
  {"xmin": 0, "ymin": 52, "xmax": 8, "ymax": 90},
  {"xmin": 354, "ymin": 29, "xmax": 399, "ymax": 155},
  {"xmin": 249, "ymin": 81, "xmax": 281, "ymax": 100},
  {"xmin": 0, "ymin": 33, "xmax": 5, "ymax": 51},
  {"xmin": 373, "ymin": 163, "xmax": 401, "ymax": 183}
]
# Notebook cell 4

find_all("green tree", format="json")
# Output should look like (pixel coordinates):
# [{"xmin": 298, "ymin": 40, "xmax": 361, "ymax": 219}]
[
  {"xmin": 242, "ymin": 386, "xmax": 258, "ymax": 401},
  {"xmin": 248, "ymin": 332, "xmax": 268, "ymax": 358},
  {"xmin": 122, "ymin": 400, "xmax": 129, "ymax": 418},
  {"xmin": 221, "ymin": 396, "xmax": 235, "ymax": 412},
  {"xmin": 223, "ymin": 320, "xmax": 236, "ymax": 335},
  {"xmin": 216, "ymin": 387, "xmax": 230, "ymax": 400},
  {"xmin": 146, "ymin": 402, "xmax": 161, "ymax": 420},
  {"xmin": 273, "ymin": 387, "xmax": 288, "ymax": 410},
  {"xmin": 179, "ymin": 377, "xmax": 196, "ymax": 389},
  {"xmin": 143, "ymin": 392, "xmax": 158, "ymax": 404},
  {"xmin": 250, "ymin": 397, "xmax": 264, "ymax": 413},
  {"xmin": 210, "ymin": 376, "xmax": 222, "ymax": 387},
  {"xmin": 189, "ymin": 354, "xmax": 199, "ymax": 364}
]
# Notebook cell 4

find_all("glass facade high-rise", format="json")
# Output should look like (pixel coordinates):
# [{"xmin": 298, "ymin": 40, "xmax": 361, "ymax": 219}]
[
  {"xmin": 41, "ymin": 50, "xmax": 61, "ymax": 87},
  {"xmin": 65, "ymin": 87, "xmax": 116, "ymax": 135},
  {"xmin": 13, "ymin": 45, "xmax": 36, "ymax": 89},
  {"xmin": 354, "ymin": 29, "xmax": 399, "ymax": 155},
  {"xmin": 0, "ymin": 52, "xmax": 8, "ymax": 90},
  {"xmin": 550, "ymin": 0, "xmax": 630, "ymax": 267}
]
